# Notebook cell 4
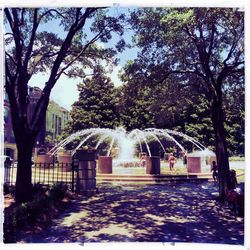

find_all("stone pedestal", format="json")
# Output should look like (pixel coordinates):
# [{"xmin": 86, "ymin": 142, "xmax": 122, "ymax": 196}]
[
  {"xmin": 187, "ymin": 156, "xmax": 201, "ymax": 173},
  {"xmin": 35, "ymin": 154, "xmax": 53, "ymax": 165},
  {"xmin": 75, "ymin": 149, "xmax": 97, "ymax": 196},
  {"xmin": 98, "ymin": 156, "xmax": 112, "ymax": 174},
  {"xmin": 58, "ymin": 153, "xmax": 72, "ymax": 164},
  {"xmin": 146, "ymin": 156, "xmax": 160, "ymax": 175},
  {"xmin": 56, "ymin": 147, "xmax": 72, "ymax": 170},
  {"xmin": 58, "ymin": 154, "xmax": 72, "ymax": 171},
  {"xmin": 77, "ymin": 161, "xmax": 96, "ymax": 195},
  {"xmin": 58, "ymin": 155, "xmax": 72, "ymax": 164}
]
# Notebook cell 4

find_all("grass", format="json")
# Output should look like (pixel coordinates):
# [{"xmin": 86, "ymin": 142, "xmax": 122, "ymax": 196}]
[{"xmin": 229, "ymin": 156, "xmax": 245, "ymax": 161}]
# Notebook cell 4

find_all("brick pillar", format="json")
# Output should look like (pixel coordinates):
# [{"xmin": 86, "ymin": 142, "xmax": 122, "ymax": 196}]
[
  {"xmin": 146, "ymin": 156, "xmax": 161, "ymax": 175},
  {"xmin": 187, "ymin": 156, "xmax": 201, "ymax": 173},
  {"xmin": 75, "ymin": 149, "xmax": 97, "ymax": 196}
]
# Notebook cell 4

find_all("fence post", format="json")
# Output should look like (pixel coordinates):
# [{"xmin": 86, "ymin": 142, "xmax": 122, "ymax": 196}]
[
  {"xmin": 71, "ymin": 156, "xmax": 78, "ymax": 192},
  {"xmin": 74, "ymin": 149, "xmax": 97, "ymax": 196}
]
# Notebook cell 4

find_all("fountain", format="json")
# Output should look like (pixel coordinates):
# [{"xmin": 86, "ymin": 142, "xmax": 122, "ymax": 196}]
[{"xmin": 48, "ymin": 127, "xmax": 215, "ymax": 173}]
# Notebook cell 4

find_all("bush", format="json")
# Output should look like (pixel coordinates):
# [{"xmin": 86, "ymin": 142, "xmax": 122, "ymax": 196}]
[
  {"xmin": 4, "ymin": 183, "xmax": 70, "ymax": 243},
  {"xmin": 15, "ymin": 203, "xmax": 29, "ymax": 228},
  {"xmin": 32, "ymin": 183, "xmax": 48, "ymax": 196},
  {"xmin": 3, "ymin": 211, "xmax": 17, "ymax": 243},
  {"xmin": 49, "ymin": 183, "xmax": 68, "ymax": 201},
  {"xmin": 4, "ymin": 184, "xmax": 15, "ymax": 195}
]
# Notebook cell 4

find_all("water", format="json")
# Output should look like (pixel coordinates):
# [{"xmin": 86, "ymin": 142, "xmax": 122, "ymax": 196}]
[{"xmin": 49, "ymin": 127, "xmax": 211, "ymax": 166}]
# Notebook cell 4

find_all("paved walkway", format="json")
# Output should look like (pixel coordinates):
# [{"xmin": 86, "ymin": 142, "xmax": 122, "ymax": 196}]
[{"xmin": 18, "ymin": 182, "xmax": 244, "ymax": 244}]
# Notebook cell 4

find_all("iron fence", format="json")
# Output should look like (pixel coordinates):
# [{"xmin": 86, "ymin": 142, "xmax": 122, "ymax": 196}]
[{"xmin": 3, "ymin": 162, "xmax": 77, "ymax": 191}]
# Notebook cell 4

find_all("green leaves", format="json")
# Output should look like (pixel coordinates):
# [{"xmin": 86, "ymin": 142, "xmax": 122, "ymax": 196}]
[
  {"xmin": 66, "ymin": 66, "xmax": 119, "ymax": 134},
  {"xmin": 161, "ymin": 9, "xmax": 195, "ymax": 28}
]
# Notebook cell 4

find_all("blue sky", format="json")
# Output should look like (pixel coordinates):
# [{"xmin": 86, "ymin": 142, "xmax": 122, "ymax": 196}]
[
  {"xmin": 5, "ymin": 2, "xmax": 249, "ymax": 111},
  {"xmin": 28, "ymin": 7, "xmax": 139, "ymax": 110}
]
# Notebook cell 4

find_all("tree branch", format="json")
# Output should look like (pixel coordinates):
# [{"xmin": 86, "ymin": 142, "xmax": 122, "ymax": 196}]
[
  {"xmin": 39, "ymin": 8, "xmax": 66, "ymax": 20},
  {"xmin": 23, "ymin": 8, "xmax": 39, "ymax": 69},
  {"xmin": 62, "ymin": 71, "xmax": 94, "ymax": 78},
  {"xmin": 207, "ymin": 23, "xmax": 216, "ymax": 63},
  {"xmin": 5, "ymin": 64, "xmax": 20, "ymax": 133},
  {"xmin": 20, "ymin": 8, "xmax": 26, "ymax": 26},
  {"xmin": 4, "ymin": 8, "xmax": 14, "ymax": 29},
  {"xmin": 43, "ymin": 8, "xmax": 101, "ymax": 96},
  {"xmin": 6, "ymin": 51, "xmax": 17, "ymax": 66},
  {"xmin": 5, "ymin": 32, "xmax": 14, "ymax": 36},
  {"xmin": 55, "ymin": 30, "xmax": 105, "ymax": 81},
  {"xmin": 223, "ymin": 30, "xmax": 243, "ymax": 66},
  {"xmin": 148, "ymin": 69, "xmax": 208, "ymax": 86},
  {"xmin": 11, "ymin": 8, "xmax": 23, "ymax": 67},
  {"xmin": 5, "ymin": 60, "xmax": 16, "ymax": 84}
]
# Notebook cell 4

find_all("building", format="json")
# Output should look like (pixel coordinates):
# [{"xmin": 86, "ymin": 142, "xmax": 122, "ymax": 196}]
[
  {"xmin": 46, "ymin": 100, "xmax": 71, "ymax": 142},
  {"xmin": 4, "ymin": 87, "xmax": 71, "ymax": 159},
  {"xmin": 4, "ymin": 92, "xmax": 17, "ymax": 160}
]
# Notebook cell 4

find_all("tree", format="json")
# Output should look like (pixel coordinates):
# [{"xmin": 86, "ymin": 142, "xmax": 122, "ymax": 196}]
[
  {"xmin": 118, "ymin": 83, "xmax": 155, "ymax": 131},
  {"xmin": 121, "ymin": 64, "xmax": 215, "ymax": 150},
  {"xmin": 223, "ymin": 81, "xmax": 244, "ymax": 156},
  {"xmin": 4, "ymin": 7, "xmax": 125, "ymax": 203},
  {"xmin": 66, "ymin": 66, "xmax": 119, "ymax": 133},
  {"xmin": 128, "ymin": 8, "xmax": 244, "ymax": 201}
]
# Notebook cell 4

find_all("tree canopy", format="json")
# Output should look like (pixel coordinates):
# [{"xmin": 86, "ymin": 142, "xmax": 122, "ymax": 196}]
[
  {"xmin": 66, "ymin": 65, "xmax": 119, "ymax": 133},
  {"xmin": 122, "ymin": 7, "xmax": 244, "ymax": 200}
]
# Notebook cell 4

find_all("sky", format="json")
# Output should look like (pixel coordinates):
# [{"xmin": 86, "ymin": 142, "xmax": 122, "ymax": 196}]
[
  {"xmin": 4, "ymin": 2, "xmax": 248, "ymax": 112},
  {"xmin": 29, "ymin": 63, "xmax": 127, "ymax": 110},
  {"xmin": 28, "ymin": 7, "xmax": 139, "ymax": 111}
]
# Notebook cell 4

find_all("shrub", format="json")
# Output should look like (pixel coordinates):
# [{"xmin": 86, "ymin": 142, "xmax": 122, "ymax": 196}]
[
  {"xmin": 49, "ymin": 183, "xmax": 68, "ymax": 201},
  {"xmin": 4, "ymin": 184, "xmax": 15, "ymax": 195},
  {"xmin": 32, "ymin": 183, "xmax": 48, "ymax": 196},
  {"xmin": 4, "ymin": 183, "xmax": 70, "ymax": 243},
  {"xmin": 3, "ymin": 211, "xmax": 17, "ymax": 243}
]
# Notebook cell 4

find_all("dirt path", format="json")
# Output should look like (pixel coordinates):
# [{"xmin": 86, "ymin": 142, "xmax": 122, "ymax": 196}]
[{"xmin": 18, "ymin": 182, "xmax": 244, "ymax": 244}]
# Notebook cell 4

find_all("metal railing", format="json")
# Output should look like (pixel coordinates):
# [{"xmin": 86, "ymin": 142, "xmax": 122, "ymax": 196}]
[{"xmin": 4, "ymin": 162, "xmax": 76, "ymax": 191}]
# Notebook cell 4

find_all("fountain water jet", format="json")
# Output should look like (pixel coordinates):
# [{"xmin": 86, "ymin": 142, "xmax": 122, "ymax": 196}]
[{"xmin": 48, "ymin": 127, "xmax": 215, "ymax": 170}]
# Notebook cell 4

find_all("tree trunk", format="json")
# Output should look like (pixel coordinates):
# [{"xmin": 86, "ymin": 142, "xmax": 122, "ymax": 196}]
[
  {"xmin": 15, "ymin": 139, "xmax": 35, "ymax": 203},
  {"xmin": 211, "ymin": 95, "xmax": 231, "ymax": 202}
]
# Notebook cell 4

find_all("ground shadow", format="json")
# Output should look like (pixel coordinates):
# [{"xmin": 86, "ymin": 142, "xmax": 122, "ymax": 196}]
[{"xmin": 17, "ymin": 181, "xmax": 244, "ymax": 244}]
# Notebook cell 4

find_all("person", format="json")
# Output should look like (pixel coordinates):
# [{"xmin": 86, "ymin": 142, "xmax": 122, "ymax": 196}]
[
  {"xmin": 229, "ymin": 169, "xmax": 238, "ymax": 189},
  {"xmin": 211, "ymin": 161, "xmax": 218, "ymax": 181},
  {"xmin": 183, "ymin": 151, "xmax": 187, "ymax": 167},
  {"xmin": 140, "ymin": 153, "xmax": 147, "ymax": 167},
  {"xmin": 226, "ymin": 170, "xmax": 240, "ymax": 214},
  {"xmin": 168, "ymin": 153, "xmax": 176, "ymax": 172}
]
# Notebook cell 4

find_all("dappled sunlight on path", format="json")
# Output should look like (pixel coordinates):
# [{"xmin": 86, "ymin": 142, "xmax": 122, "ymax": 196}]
[{"xmin": 19, "ymin": 182, "xmax": 244, "ymax": 244}]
